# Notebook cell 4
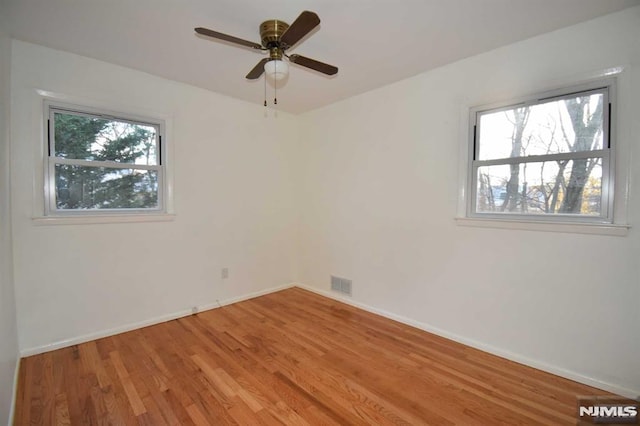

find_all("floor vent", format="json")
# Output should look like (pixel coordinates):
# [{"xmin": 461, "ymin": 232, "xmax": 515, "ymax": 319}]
[{"xmin": 330, "ymin": 275, "xmax": 352, "ymax": 296}]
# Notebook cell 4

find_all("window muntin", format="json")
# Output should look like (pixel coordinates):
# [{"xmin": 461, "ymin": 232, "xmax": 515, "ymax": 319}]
[
  {"xmin": 46, "ymin": 104, "xmax": 165, "ymax": 214},
  {"xmin": 469, "ymin": 82, "xmax": 613, "ymax": 222}
]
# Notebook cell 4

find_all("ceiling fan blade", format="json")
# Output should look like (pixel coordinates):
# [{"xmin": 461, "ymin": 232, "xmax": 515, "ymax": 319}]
[
  {"xmin": 289, "ymin": 54, "xmax": 338, "ymax": 76},
  {"xmin": 280, "ymin": 11, "xmax": 320, "ymax": 48},
  {"xmin": 246, "ymin": 58, "xmax": 271, "ymax": 79},
  {"xmin": 195, "ymin": 27, "xmax": 263, "ymax": 50}
]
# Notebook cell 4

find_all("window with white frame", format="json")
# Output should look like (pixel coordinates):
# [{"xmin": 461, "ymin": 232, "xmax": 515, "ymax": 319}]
[
  {"xmin": 468, "ymin": 80, "xmax": 614, "ymax": 223},
  {"xmin": 45, "ymin": 102, "xmax": 166, "ymax": 215}
]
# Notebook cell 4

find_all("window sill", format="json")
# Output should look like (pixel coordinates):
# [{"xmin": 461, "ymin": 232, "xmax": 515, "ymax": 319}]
[
  {"xmin": 32, "ymin": 214, "xmax": 176, "ymax": 226},
  {"xmin": 455, "ymin": 217, "xmax": 630, "ymax": 236}
]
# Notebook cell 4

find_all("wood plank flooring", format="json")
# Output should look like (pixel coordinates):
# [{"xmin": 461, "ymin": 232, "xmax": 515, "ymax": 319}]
[{"xmin": 14, "ymin": 287, "xmax": 611, "ymax": 425}]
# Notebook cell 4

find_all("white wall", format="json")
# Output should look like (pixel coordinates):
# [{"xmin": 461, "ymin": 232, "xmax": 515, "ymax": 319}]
[
  {"xmin": 298, "ymin": 7, "xmax": 640, "ymax": 396},
  {"xmin": 10, "ymin": 40, "xmax": 300, "ymax": 353},
  {"xmin": 0, "ymin": 11, "xmax": 20, "ymax": 425}
]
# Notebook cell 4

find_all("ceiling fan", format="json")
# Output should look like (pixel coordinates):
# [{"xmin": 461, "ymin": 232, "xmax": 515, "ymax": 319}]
[{"xmin": 195, "ymin": 11, "xmax": 338, "ymax": 81}]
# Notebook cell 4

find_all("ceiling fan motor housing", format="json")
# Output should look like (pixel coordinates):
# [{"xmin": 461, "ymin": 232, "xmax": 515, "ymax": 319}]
[{"xmin": 260, "ymin": 19, "xmax": 289, "ymax": 58}]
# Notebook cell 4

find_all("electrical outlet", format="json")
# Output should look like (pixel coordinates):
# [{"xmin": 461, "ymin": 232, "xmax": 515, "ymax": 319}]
[{"xmin": 221, "ymin": 267, "xmax": 229, "ymax": 279}]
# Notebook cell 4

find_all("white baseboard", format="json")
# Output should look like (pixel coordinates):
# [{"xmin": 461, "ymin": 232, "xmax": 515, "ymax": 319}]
[
  {"xmin": 8, "ymin": 356, "xmax": 20, "ymax": 426},
  {"xmin": 19, "ymin": 283, "xmax": 296, "ymax": 357},
  {"xmin": 197, "ymin": 283, "xmax": 296, "ymax": 312},
  {"xmin": 296, "ymin": 283, "xmax": 640, "ymax": 400}
]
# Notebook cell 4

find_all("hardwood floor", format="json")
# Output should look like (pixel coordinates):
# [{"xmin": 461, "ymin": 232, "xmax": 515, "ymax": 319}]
[{"xmin": 14, "ymin": 287, "xmax": 610, "ymax": 425}]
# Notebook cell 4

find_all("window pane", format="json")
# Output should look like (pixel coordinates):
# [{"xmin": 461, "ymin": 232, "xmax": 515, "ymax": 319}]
[
  {"xmin": 54, "ymin": 111, "xmax": 158, "ymax": 165},
  {"xmin": 478, "ymin": 92, "xmax": 604, "ymax": 160},
  {"xmin": 55, "ymin": 164, "xmax": 158, "ymax": 210},
  {"xmin": 475, "ymin": 158, "xmax": 603, "ymax": 215}
]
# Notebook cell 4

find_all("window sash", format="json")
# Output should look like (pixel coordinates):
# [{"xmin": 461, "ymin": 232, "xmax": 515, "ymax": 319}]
[
  {"xmin": 48, "ymin": 107, "xmax": 161, "ymax": 166},
  {"xmin": 45, "ymin": 102, "xmax": 166, "ymax": 215},
  {"xmin": 46, "ymin": 161, "xmax": 165, "ymax": 214},
  {"xmin": 470, "ymin": 152, "xmax": 610, "ymax": 220},
  {"xmin": 473, "ymin": 87, "xmax": 609, "ymax": 162},
  {"xmin": 467, "ymin": 80, "xmax": 614, "ymax": 223}
]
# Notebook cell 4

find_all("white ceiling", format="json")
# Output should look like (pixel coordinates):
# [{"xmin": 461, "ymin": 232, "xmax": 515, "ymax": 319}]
[{"xmin": 3, "ymin": 0, "xmax": 639, "ymax": 114}]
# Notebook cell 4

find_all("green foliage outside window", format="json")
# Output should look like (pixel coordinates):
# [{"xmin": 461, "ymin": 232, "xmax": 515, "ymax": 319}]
[{"xmin": 51, "ymin": 110, "xmax": 161, "ymax": 211}]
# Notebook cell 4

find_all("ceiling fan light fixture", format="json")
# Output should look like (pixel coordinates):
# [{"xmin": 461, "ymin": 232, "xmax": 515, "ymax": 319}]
[{"xmin": 264, "ymin": 59, "xmax": 289, "ymax": 81}]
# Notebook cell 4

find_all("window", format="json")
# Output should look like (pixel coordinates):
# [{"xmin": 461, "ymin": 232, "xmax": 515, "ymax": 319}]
[
  {"xmin": 468, "ymin": 80, "xmax": 614, "ymax": 223},
  {"xmin": 45, "ymin": 102, "xmax": 166, "ymax": 215}
]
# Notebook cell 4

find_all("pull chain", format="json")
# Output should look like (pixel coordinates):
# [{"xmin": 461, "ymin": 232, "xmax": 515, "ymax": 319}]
[
  {"xmin": 274, "ymin": 61, "xmax": 278, "ymax": 105},
  {"xmin": 263, "ymin": 71, "xmax": 267, "ymax": 107}
]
